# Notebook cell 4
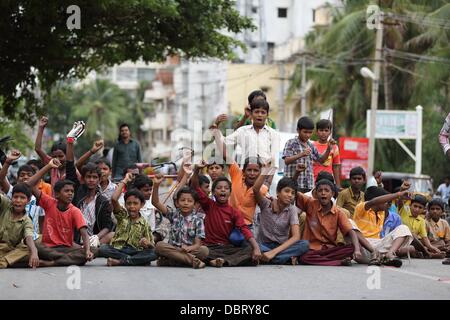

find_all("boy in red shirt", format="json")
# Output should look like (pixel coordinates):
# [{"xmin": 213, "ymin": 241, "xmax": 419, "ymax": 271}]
[
  {"xmin": 191, "ymin": 161, "xmax": 261, "ymax": 267},
  {"xmin": 26, "ymin": 158, "xmax": 94, "ymax": 267},
  {"xmin": 312, "ymin": 119, "xmax": 341, "ymax": 188}
]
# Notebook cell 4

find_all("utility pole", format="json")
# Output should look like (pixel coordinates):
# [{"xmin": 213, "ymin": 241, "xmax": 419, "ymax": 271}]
[
  {"xmin": 278, "ymin": 63, "xmax": 285, "ymax": 131},
  {"xmin": 300, "ymin": 54, "xmax": 307, "ymax": 116},
  {"xmin": 368, "ymin": 13, "xmax": 383, "ymax": 176}
]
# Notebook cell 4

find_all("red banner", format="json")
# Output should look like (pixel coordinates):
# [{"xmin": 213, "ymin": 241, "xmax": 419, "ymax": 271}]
[{"xmin": 339, "ymin": 137, "xmax": 369, "ymax": 179}]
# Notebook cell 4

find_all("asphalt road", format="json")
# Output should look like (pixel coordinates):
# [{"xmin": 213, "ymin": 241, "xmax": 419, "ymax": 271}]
[{"xmin": 1, "ymin": 258, "xmax": 449, "ymax": 300}]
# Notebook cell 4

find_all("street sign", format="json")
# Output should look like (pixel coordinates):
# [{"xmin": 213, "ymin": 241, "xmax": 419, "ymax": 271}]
[{"xmin": 366, "ymin": 110, "xmax": 419, "ymax": 139}]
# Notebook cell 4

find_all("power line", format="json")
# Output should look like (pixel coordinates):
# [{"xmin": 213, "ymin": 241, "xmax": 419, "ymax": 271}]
[{"xmin": 388, "ymin": 62, "xmax": 450, "ymax": 86}]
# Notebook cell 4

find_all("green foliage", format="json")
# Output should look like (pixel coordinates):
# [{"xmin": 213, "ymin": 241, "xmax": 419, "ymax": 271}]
[
  {"xmin": 0, "ymin": 0, "xmax": 254, "ymax": 123},
  {"xmin": 290, "ymin": 0, "xmax": 450, "ymax": 182}
]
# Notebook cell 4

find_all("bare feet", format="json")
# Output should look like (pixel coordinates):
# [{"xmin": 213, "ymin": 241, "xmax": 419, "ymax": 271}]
[
  {"xmin": 192, "ymin": 258, "xmax": 206, "ymax": 269},
  {"xmin": 209, "ymin": 258, "xmax": 225, "ymax": 268},
  {"xmin": 291, "ymin": 256, "xmax": 298, "ymax": 265},
  {"xmin": 107, "ymin": 258, "xmax": 122, "ymax": 266}
]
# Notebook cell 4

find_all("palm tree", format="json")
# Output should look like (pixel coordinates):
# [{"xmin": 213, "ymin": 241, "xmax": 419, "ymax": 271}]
[
  {"xmin": 71, "ymin": 79, "xmax": 128, "ymax": 143},
  {"xmin": 288, "ymin": 0, "xmax": 449, "ymax": 184}
]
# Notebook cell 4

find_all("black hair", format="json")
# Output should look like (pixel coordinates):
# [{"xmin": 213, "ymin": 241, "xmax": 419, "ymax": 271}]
[
  {"xmin": 119, "ymin": 123, "xmax": 130, "ymax": 131},
  {"xmin": 315, "ymin": 179, "xmax": 337, "ymax": 194},
  {"xmin": 51, "ymin": 141, "xmax": 67, "ymax": 154},
  {"xmin": 123, "ymin": 164, "xmax": 139, "ymax": 176},
  {"xmin": 428, "ymin": 198, "xmax": 444, "ymax": 211},
  {"xmin": 250, "ymin": 99, "xmax": 269, "ymax": 113},
  {"xmin": 316, "ymin": 119, "xmax": 332, "ymax": 130},
  {"xmin": 80, "ymin": 162, "xmax": 101, "ymax": 178},
  {"xmin": 206, "ymin": 157, "xmax": 225, "ymax": 169},
  {"xmin": 124, "ymin": 188, "xmax": 145, "ymax": 204},
  {"xmin": 54, "ymin": 180, "xmax": 75, "ymax": 193},
  {"xmin": 297, "ymin": 116, "xmax": 314, "ymax": 130},
  {"xmin": 212, "ymin": 176, "xmax": 232, "ymax": 192},
  {"xmin": 26, "ymin": 159, "xmax": 44, "ymax": 170},
  {"xmin": 364, "ymin": 186, "xmax": 389, "ymax": 202},
  {"xmin": 95, "ymin": 157, "xmax": 112, "ymax": 169},
  {"xmin": 247, "ymin": 90, "xmax": 267, "ymax": 104},
  {"xmin": 175, "ymin": 186, "xmax": 199, "ymax": 202},
  {"xmin": 276, "ymin": 177, "xmax": 297, "ymax": 193},
  {"xmin": 133, "ymin": 174, "xmax": 153, "ymax": 190},
  {"xmin": 411, "ymin": 194, "xmax": 427, "ymax": 207},
  {"xmin": 316, "ymin": 171, "xmax": 335, "ymax": 183},
  {"xmin": 12, "ymin": 183, "xmax": 32, "ymax": 200},
  {"xmin": 243, "ymin": 157, "xmax": 262, "ymax": 171},
  {"xmin": 349, "ymin": 166, "xmax": 366, "ymax": 179},
  {"xmin": 393, "ymin": 186, "xmax": 401, "ymax": 193},
  {"xmin": 17, "ymin": 165, "xmax": 36, "ymax": 177},
  {"xmin": 198, "ymin": 175, "xmax": 210, "ymax": 186}
]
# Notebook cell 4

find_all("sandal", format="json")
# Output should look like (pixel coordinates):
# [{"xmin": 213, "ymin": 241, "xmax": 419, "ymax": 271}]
[
  {"xmin": 340, "ymin": 257, "xmax": 352, "ymax": 266},
  {"xmin": 381, "ymin": 256, "xmax": 402, "ymax": 268},
  {"xmin": 369, "ymin": 251, "xmax": 381, "ymax": 266},
  {"xmin": 442, "ymin": 258, "xmax": 450, "ymax": 265}
]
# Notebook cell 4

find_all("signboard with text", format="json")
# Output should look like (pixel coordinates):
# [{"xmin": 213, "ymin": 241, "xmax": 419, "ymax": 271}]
[{"xmin": 366, "ymin": 110, "xmax": 418, "ymax": 139}]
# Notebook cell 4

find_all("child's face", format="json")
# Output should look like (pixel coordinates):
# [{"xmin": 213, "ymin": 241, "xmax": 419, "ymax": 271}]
[
  {"xmin": 200, "ymin": 182, "xmax": 210, "ymax": 195},
  {"xmin": 139, "ymin": 185, "xmax": 153, "ymax": 201},
  {"xmin": 176, "ymin": 193, "xmax": 196, "ymax": 215},
  {"xmin": 297, "ymin": 129, "xmax": 313, "ymax": 142},
  {"xmin": 317, "ymin": 128, "xmax": 331, "ymax": 142},
  {"xmin": 350, "ymin": 175, "xmax": 365, "ymax": 190},
  {"xmin": 51, "ymin": 150, "xmax": 66, "ymax": 166},
  {"xmin": 207, "ymin": 165, "xmax": 223, "ymax": 181},
  {"xmin": 244, "ymin": 164, "xmax": 261, "ymax": 186},
  {"xmin": 429, "ymin": 204, "xmax": 443, "ymax": 221},
  {"xmin": 97, "ymin": 162, "xmax": 111, "ymax": 182},
  {"xmin": 55, "ymin": 185, "xmax": 75, "ymax": 205},
  {"xmin": 251, "ymin": 107, "xmax": 268, "ymax": 128},
  {"xmin": 277, "ymin": 187, "xmax": 296, "ymax": 206},
  {"xmin": 316, "ymin": 184, "xmax": 334, "ymax": 207},
  {"xmin": 17, "ymin": 170, "xmax": 33, "ymax": 183},
  {"xmin": 84, "ymin": 172, "xmax": 100, "ymax": 190},
  {"xmin": 125, "ymin": 195, "xmax": 144, "ymax": 219},
  {"xmin": 411, "ymin": 202, "xmax": 425, "ymax": 217},
  {"xmin": 11, "ymin": 192, "xmax": 29, "ymax": 213},
  {"xmin": 213, "ymin": 181, "xmax": 231, "ymax": 204}
]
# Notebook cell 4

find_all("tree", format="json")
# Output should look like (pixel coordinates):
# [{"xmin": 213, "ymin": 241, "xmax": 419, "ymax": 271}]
[
  {"xmin": 289, "ymin": 0, "xmax": 449, "ymax": 182},
  {"xmin": 0, "ymin": 0, "xmax": 254, "ymax": 123}
]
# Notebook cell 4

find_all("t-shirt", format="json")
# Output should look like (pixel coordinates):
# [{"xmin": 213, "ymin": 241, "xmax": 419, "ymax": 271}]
[
  {"xmin": 0, "ymin": 194, "xmax": 34, "ymax": 247},
  {"xmin": 7, "ymin": 185, "xmax": 44, "ymax": 241},
  {"xmin": 43, "ymin": 154, "xmax": 81, "ymax": 190},
  {"xmin": 353, "ymin": 202, "xmax": 385, "ymax": 239},
  {"xmin": 229, "ymin": 163, "xmax": 268, "ymax": 225},
  {"xmin": 312, "ymin": 141, "xmax": 340, "ymax": 182},
  {"xmin": 399, "ymin": 206, "xmax": 427, "ymax": 239},
  {"xmin": 196, "ymin": 187, "xmax": 253, "ymax": 246},
  {"xmin": 437, "ymin": 183, "xmax": 450, "ymax": 203},
  {"xmin": 257, "ymin": 197, "xmax": 299, "ymax": 245},
  {"xmin": 38, "ymin": 192, "xmax": 87, "ymax": 247},
  {"xmin": 426, "ymin": 218, "xmax": 450, "ymax": 242}
]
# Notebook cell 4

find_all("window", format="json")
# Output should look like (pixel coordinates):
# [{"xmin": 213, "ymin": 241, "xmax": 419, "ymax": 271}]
[
  {"xmin": 116, "ymin": 67, "xmax": 136, "ymax": 81},
  {"xmin": 278, "ymin": 8, "xmax": 287, "ymax": 18},
  {"xmin": 137, "ymin": 68, "xmax": 155, "ymax": 81},
  {"xmin": 312, "ymin": 9, "xmax": 316, "ymax": 22},
  {"xmin": 252, "ymin": 6, "xmax": 258, "ymax": 14}
]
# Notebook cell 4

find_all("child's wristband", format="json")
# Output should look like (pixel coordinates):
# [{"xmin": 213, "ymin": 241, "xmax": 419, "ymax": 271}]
[{"xmin": 67, "ymin": 137, "xmax": 75, "ymax": 144}]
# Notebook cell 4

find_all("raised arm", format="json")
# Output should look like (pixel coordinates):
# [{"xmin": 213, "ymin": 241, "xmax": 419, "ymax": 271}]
[
  {"xmin": 0, "ymin": 150, "xmax": 22, "ymax": 192},
  {"xmin": 191, "ymin": 160, "xmax": 206, "ymax": 190},
  {"xmin": 111, "ymin": 173, "xmax": 133, "ymax": 212},
  {"xmin": 233, "ymin": 106, "xmax": 251, "ymax": 130},
  {"xmin": 210, "ymin": 114, "xmax": 229, "ymax": 163},
  {"xmin": 292, "ymin": 163, "xmax": 306, "ymax": 183},
  {"xmin": 252, "ymin": 163, "xmax": 276, "ymax": 206},
  {"xmin": 151, "ymin": 173, "xmax": 169, "ymax": 215},
  {"xmin": 34, "ymin": 116, "xmax": 49, "ymax": 162},
  {"xmin": 317, "ymin": 139, "xmax": 337, "ymax": 164},
  {"xmin": 365, "ymin": 191, "xmax": 409, "ymax": 211},
  {"xmin": 76, "ymin": 139, "xmax": 104, "ymax": 172},
  {"xmin": 26, "ymin": 159, "xmax": 61, "ymax": 199}
]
